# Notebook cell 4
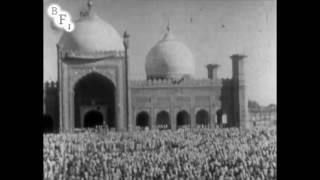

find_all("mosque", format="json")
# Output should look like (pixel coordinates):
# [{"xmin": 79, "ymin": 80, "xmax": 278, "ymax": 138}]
[{"xmin": 43, "ymin": 1, "xmax": 249, "ymax": 132}]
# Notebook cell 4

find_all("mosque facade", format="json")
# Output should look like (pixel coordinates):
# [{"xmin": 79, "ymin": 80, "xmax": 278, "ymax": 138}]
[{"xmin": 43, "ymin": 2, "xmax": 249, "ymax": 132}]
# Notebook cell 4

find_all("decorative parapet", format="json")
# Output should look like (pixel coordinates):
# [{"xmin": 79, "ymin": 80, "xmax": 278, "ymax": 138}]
[
  {"xmin": 221, "ymin": 78, "xmax": 232, "ymax": 82},
  {"xmin": 248, "ymin": 101, "xmax": 277, "ymax": 113},
  {"xmin": 60, "ymin": 50, "xmax": 125, "ymax": 60},
  {"xmin": 129, "ymin": 78, "xmax": 222, "ymax": 88},
  {"xmin": 44, "ymin": 81, "xmax": 58, "ymax": 90},
  {"xmin": 221, "ymin": 78, "xmax": 233, "ymax": 86}
]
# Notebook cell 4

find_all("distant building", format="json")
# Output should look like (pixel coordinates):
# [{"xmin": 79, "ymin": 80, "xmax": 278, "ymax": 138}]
[
  {"xmin": 248, "ymin": 101, "xmax": 277, "ymax": 127},
  {"xmin": 43, "ymin": 2, "xmax": 249, "ymax": 132}
]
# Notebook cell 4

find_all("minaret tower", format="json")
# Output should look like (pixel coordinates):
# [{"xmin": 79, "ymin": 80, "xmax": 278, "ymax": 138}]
[{"xmin": 231, "ymin": 54, "xmax": 249, "ymax": 129}]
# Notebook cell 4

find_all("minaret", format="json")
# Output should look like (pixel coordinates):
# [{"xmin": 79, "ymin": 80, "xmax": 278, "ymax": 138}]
[
  {"xmin": 206, "ymin": 64, "xmax": 219, "ymax": 81},
  {"xmin": 123, "ymin": 31, "xmax": 130, "ymax": 131},
  {"xmin": 57, "ymin": 44, "xmax": 63, "ymax": 132},
  {"xmin": 231, "ymin": 54, "xmax": 249, "ymax": 129}
]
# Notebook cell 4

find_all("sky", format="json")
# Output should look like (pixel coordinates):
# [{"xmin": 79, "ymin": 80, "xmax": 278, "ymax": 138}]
[{"xmin": 43, "ymin": 0, "xmax": 276, "ymax": 106}]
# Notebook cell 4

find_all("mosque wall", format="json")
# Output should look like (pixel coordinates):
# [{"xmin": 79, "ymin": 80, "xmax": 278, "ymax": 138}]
[
  {"xmin": 43, "ymin": 76, "xmax": 248, "ymax": 132},
  {"xmin": 248, "ymin": 103, "xmax": 277, "ymax": 127},
  {"xmin": 129, "ymin": 82, "xmax": 222, "ymax": 131},
  {"xmin": 43, "ymin": 56, "xmax": 248, "ymax": 132},
  {"xmin": 43, "ymin": 82, "xmax": 59, "ymax": 132}
]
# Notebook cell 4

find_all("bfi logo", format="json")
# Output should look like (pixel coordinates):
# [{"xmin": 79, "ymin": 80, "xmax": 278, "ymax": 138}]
[{"xmin": 47, "ymin": 4, "xmax": 75, "ymax": 32}]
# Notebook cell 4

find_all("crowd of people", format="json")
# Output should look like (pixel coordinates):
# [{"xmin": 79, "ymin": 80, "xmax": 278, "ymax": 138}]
[{"xmin": 43, "ymin": 126, "xmax": 276, "ymax": 180}]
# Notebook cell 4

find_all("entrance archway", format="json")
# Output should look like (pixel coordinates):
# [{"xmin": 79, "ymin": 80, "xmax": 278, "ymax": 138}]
[
  {"xmin": 176, "ymin": 110, "xmax": 191, "ymax": 129},
  {"xmin": 84, "ymin": 110, "xmax": 103, "ymax": 128},
  {"xmin": 196, "ymin": 110, "xmax": 209, "ymax": 127},
  {"xmin": 156, "ymin": 111, "xmax": 170, "ymax": 130},
  {"xmin": 136, "ymin": 111, "xmax": 150, "ymax": 129},
  {"xmin": 216, "ymin": 109, "xmax": 228, "ymax": 127},
  {"xmin": 216, "ymin": 109, "xmax": 223, "ymax": 125},
  {"xmin": 74, "ymin": 73, "xmax": 115, "ymax": 128},
  {"xmin": 43, "ymin": 114, "xmax": 54, "ymax": 133}
]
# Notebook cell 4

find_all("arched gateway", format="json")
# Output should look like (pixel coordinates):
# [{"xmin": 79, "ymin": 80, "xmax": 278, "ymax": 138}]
[
  {"xmin": 57, "ymin": 1, "xmax": 128, "ymax": 132},
  {"xmin": 156, "ymin": 111, "xmax": 171, "ymax": 130},
  {"xmin": 196, "ymin": 109, "xmax": 210, "ymax": 127},
  {"xmin": 136, "ymin": 111, "xmax": 150, "ymax": 129},
  {"xmin": 74, "ymin": 73, "xmax": 116, "ymax": 129},
  {"xmin": 43, "ymin": 114, "xmax": 54, "ymax": 133},
  {"xmin": 84, "ymin": 110, "xmax": 103, "ymax": 128},
  {"xmin": 176, "ymin": 110, "xmax": 191, "ymax": 129}
]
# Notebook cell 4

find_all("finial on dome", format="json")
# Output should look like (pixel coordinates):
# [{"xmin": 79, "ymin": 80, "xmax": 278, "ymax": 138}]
[
  {"xmin": 162, "ymin": 20, "xmax": 175, "ymax": 41},
  {"xmin": 80, "ymin": 0, "xmax": 93, "ymax": 17},
  {"xmin": 88, "ymin": 0, "xmax": 93, "ymax": 12},
  {"xmin": 123, "ymin": 31, "xmax": 130, "ymax": 49}
]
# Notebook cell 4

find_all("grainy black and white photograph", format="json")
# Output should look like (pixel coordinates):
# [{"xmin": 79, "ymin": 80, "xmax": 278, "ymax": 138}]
[{"xmin": 43, "ymin": 0, "xmax": 276, "ymax": 179}]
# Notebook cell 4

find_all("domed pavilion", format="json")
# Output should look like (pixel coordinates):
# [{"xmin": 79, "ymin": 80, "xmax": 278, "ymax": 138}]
[{"xmin": 145, "ymin": 26, "xmax": 195, "ymax": 80}]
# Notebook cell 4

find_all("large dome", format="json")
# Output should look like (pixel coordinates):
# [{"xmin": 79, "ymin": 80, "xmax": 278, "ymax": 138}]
[
  {"xmin": 145, "ymin": 29, "xmax": 195, "ymax": 80},
  {"xmin": 58, "ymin": 12, "xmax": 124, "ymax": 53}
]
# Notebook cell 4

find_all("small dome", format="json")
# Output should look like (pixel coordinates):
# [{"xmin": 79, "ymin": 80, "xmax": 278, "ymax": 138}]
[
  {"xmin": 145, "ymin": 29, "xmax": 195, "ymax": 80},
  {"xmin": 58, "ymin": 12, "xmax": 124, "ymax": 53}
]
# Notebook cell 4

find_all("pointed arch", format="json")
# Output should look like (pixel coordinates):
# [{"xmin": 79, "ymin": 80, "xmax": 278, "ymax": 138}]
[
  {"xmin": 196, "ymin": 109, "xmax": 210, "ymax": 127},
  {"xmin": 136, "ymin": 111, "xmax": 150, "ymax": 130},
  {"xmin": 176, "ymin": 110, "xmax": 191, "ymax": 129},
  {"xmin": 84, "ymin": 110, "xmax": 103, "ymax": 128},
  {"xmin": 43, "ymin": 114, "xmax": 54, "ymax": 133},
  {"xmin": 156, "ymin": 111, "xmax": 171, "ymax": 130},
  {"xmin": 74, "ymin": 72, "xmax": 116, "ymax": 128}
]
